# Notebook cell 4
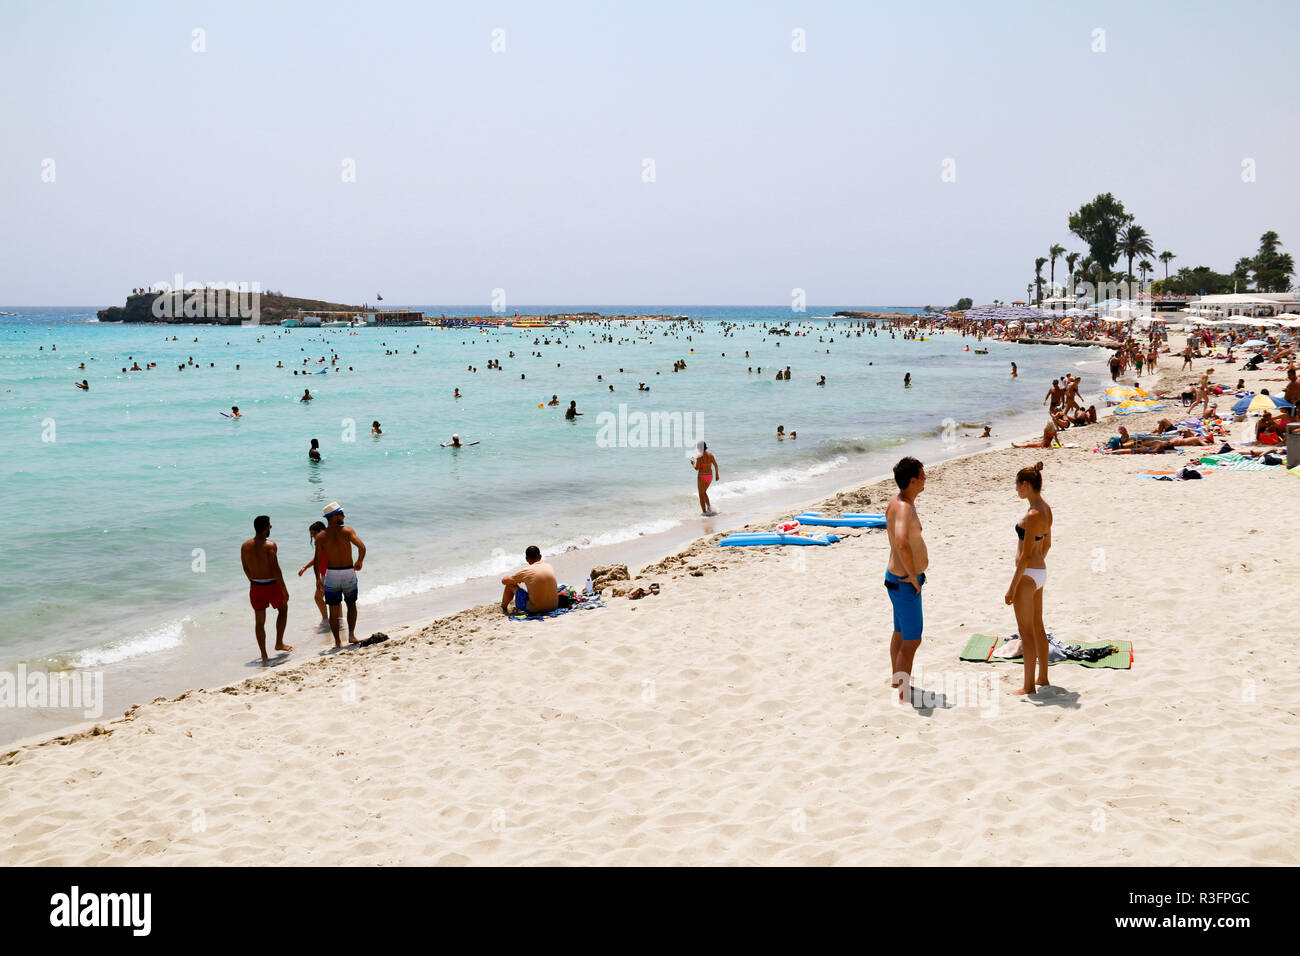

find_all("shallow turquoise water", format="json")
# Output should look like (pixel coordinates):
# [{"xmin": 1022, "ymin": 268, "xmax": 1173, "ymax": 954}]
[{"xmin": 0, "ymin": 306, "xmax": 1107, "ymax": 677}]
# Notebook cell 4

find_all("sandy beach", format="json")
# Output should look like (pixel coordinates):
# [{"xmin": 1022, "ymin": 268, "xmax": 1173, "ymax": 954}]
[{"xmin": 3, "ymin": 353, "xmax": 1297, "ymax": 866}]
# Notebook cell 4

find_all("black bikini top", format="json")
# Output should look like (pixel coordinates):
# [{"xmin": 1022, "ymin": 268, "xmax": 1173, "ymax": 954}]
[{"xmin": 1015, "ymin": 522, "xmax": 1044, "ymax": 542}]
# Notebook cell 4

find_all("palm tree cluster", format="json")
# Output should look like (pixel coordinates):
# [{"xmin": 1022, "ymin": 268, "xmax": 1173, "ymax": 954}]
[{"xmin": 1035, "ymin": 197, "xmax": 1168, "ymax": 303}]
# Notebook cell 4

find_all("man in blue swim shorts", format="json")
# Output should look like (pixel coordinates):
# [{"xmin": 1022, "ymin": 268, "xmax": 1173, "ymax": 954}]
[
  {"xmin": 314, "ymin": 501, "xmax": 367, "ymax": 647},
  {"xmin": 885, "ymin": 457, "xmax": 928, "ymax": 701}
]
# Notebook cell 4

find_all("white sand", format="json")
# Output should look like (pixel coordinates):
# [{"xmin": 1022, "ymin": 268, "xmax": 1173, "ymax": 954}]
[{"xmin": 3, "ymin": 357, "xmax": 1297, "ymax": 865}]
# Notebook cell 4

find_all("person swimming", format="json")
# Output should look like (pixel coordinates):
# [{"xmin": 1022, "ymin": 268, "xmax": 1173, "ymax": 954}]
[
  {"xmin": 371, "ymin": 420, "xmax": 382, "ymax": 435},
  {"xmin": 301, "ymin": 389, "xmax": 313, "ymax": 402},
  {"xmin": 449, "ymin": 433, "xmax": 462, "ymax": 448},
  {"xmin": 309, "ymin": 438, "xmax": 321, "ymax": 462}
]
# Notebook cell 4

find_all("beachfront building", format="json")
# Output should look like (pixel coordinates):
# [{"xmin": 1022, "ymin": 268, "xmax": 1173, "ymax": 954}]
[
  {"xmin": 291, "ymin": 309, "xmax": 427, "ymax": 327},
  {"xmin": 1187, "ymin": 292, "xmax": 1300, "ymax": 320},
  {"xmin": 1040, "ymin": 295, "xmax": 1091, "ymax": 313}
]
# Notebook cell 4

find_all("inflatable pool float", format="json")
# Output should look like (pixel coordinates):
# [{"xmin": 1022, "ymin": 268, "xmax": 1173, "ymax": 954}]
[
  {"xmin": 719, "ymin": 532, "xmax": 839, "ymax": 547},
  {"xmin": 796, "ymin": 511, "xmax": 885, "ymax": 528}
]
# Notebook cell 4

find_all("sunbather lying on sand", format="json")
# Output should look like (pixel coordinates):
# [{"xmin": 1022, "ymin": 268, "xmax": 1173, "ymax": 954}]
[{"xmin": 1107, "ymin": 435, "xmax": 1215, "ymax": 455}]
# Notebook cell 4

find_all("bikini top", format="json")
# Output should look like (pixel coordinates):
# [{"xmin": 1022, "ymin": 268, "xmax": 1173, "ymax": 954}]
[{"xmin": 1015, "ymin": 522, "xmax": 1045, "ymax": 542}]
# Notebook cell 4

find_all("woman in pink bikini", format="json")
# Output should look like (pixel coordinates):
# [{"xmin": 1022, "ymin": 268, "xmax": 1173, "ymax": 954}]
[{"xmin": 691, "ymin": 441, "xmax": 719, "ymax": 516}]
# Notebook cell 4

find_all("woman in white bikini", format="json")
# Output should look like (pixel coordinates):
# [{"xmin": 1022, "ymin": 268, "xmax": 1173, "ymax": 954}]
[
  {"xmin": 691, "ymin": 441, "xmax": 719, "ymax": 516},
  {"xmin": 1005, "ymin": 461, "xmax": 1052, "ymax": 695}
]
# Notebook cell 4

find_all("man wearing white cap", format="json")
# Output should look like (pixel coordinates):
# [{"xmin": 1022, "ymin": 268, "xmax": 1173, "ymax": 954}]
[{"xmin": 313, "ymin": 502, "xmax": 367, "ymax": 647}]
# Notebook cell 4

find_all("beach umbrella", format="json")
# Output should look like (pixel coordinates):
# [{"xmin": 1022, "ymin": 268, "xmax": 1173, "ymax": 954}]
[
  {"xmin": 1104, "ymin": 385, "xmax": 1150, "ymax": 403},
  {"xmin": 1232, "ymin": 393, "xmax": 1293, "ymax": 414},
  {"xmin": 1242, "ymin": 339, "xmax": 1268, "ymax": 348}
]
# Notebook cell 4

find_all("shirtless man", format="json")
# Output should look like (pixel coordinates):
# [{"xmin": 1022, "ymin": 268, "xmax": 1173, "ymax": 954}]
[
  {"xmin": 1012, "ymin": 418, "xmax": 1058, "ymax": 449},
  {"xmin": 1062, "ymin": 375, "xmax": 1082, "ymax": 415},
  {"xmin": 885, "ymin": 457, "xmax": 928, "ymax": 701},
  {"xmin": 1285, "ymin": 369, "xmax": 1300, "ymax": 410},
  {"xmin": 241, "ymin": 515, "xmax": 291, "ymax": 662},
  {"xmin": 1043, "ymin": 379, "xmax": 1064, "ymax": 411},
  {"xmin": 313, "ymin": 502, "xmax": 366, "ymax": 646},
  {"xmin": 500, "ymin": 545, "xmax": 559, "ymax": 615}
]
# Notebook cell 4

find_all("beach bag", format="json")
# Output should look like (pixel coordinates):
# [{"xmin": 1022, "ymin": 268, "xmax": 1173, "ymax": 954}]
[
  {"xmin": 1176, "ymin": 467, "xmax": 1203, "ymax": 480},
  {"xmin": 1262, "ymin": 453, "xmax": 1283, "ymax": 466}
]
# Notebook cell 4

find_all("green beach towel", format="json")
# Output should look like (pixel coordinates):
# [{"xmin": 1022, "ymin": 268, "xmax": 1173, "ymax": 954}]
[
  {"xmin": 1196, "ymin": 452, "xmax": 1283, "ymax": 472},
  {"xmin": 959, "ymin": 634, "xmax": 1133, "ymax": 669}
]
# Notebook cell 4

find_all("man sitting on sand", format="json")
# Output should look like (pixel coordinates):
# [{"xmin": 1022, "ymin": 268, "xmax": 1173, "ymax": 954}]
[
  {"xmin": 1012, "ymin": 418, "xmax": 1058, "ymax": 449},
  {"xmin": 501, "ymin": 545, "xmax": 559, "ymax": 615},
  {"xmin": 885, "ymin": 457, "xmax": 927, "ymax": 702},
  {"xmin": 241, "ymin": 515, "xmax": 291, "ymax": 662}
]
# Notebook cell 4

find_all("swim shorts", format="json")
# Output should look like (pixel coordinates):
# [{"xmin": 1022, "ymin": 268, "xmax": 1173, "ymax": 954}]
[
  {"xmin": 884, "ymin": 570, "xmax": 925, "ymax": 641},
  {"xmin": 249, "ymin": 579, "xmax": 285, "ymax": 611},
  {"xmin": 514, "ymin": 586, "xmax": 530, "ymax": 612},
  {"xmin": 323, "ymin": 567, "xmax": 359, "ymax": 606}
]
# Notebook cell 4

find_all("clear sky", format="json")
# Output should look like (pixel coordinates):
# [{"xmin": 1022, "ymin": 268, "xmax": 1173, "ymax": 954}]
[{"xmin": 2, "ymin": 0, "xmax": 1297, "ymax": 306}]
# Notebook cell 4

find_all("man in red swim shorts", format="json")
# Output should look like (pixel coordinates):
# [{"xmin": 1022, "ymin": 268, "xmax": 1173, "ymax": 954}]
[{"xmin": 241, "ymin": 514, "xmax": 292, "ymax": 662}]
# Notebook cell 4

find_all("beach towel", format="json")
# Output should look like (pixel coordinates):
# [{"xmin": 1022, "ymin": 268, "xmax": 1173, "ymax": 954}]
[
  {"xmin": 959, "ymin": 633, "xmax": 1133, "ymax": 669},
  {"xmin": 1136, "ymin": 469, "xmax": 1215, "ymax": 479},
  {"xmin": 508, "ymin": 592, "xmax": 605, "ymax": 621},
  {"xmin": 1195, "ymin": 452, "xmax": 1284, "ymax": 472}
]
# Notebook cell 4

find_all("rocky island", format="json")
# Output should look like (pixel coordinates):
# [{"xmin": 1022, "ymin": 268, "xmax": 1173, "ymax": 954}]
[{"xmin": 98, "ymin": 290, "xmax": 370, "ymax": 326}]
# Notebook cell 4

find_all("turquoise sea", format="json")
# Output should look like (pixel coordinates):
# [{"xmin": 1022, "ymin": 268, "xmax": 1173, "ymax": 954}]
[{"xmin": 0, "ymin": 305, "xmax": 1110, "ymax": 742}]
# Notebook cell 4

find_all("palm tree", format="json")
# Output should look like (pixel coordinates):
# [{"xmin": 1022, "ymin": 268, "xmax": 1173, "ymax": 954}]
[
  {"xmin": 1065, "ymin": 251, "xmax": 1080, "ymax": 298},
  {"xmin": 1120, "ymin": 224, "xmax": 1156, "ymax": 291},
  {"xmin": 1078, "ymin": 257, "xmax": 1096, "ymax": 305},
  {"xmin": 1048, "ymin": 243, "xmax": 1066, "ymax": 298},
  {"xmin": 1138, "ymin": 259, "xmax": 1153, "ymax": 283},
  {"xmin": 1033, "ymin": 257, "xmax": 1048, "ymax": 305},
  {"xmin": 1158, "ymin": 250, "xmax": 1175, "ymax": 280}
]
